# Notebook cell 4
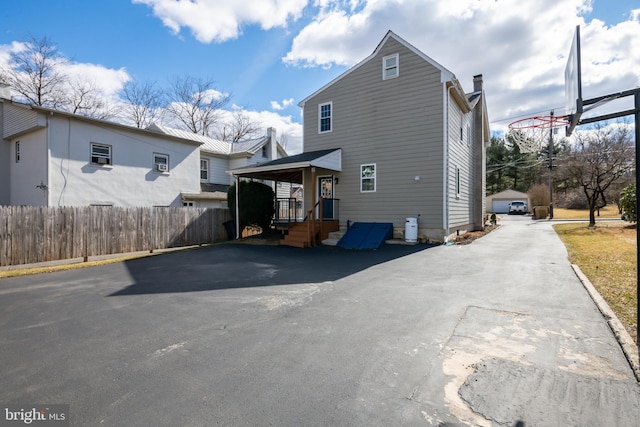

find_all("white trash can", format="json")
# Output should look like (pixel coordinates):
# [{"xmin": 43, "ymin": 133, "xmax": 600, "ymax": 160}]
[{"xmin": 405, "ymin": 217, "xmax": 418, "ymax": 242}]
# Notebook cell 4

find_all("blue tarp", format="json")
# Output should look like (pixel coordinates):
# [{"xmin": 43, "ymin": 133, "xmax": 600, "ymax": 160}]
[{"xmin": 336, "ymin": 222, "xmax": 393, "ymax": 249}]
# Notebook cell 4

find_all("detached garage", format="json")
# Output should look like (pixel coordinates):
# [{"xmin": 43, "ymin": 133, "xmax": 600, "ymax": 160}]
[{"xmin": 486, "ymin": 189, "xmax": 530, "ymax": 214}]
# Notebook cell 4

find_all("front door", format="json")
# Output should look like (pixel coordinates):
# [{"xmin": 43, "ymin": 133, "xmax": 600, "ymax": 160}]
[{"xmin": 319, "ymin": 176, "xmax": 333, "ymax": 219}]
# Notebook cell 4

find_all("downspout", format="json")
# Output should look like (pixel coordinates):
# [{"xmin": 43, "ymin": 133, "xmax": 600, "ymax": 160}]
[{"xmin": 46, "ymin": 114, "xmax": 51, "ymax": 206}]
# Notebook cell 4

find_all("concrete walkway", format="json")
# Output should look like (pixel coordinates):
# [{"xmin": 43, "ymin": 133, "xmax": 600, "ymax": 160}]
[{"xmin": 0, "ymin": 215, "xmax": 638, "ymax": 426}]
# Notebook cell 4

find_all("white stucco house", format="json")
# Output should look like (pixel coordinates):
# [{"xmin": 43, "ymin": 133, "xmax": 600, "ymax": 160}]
[{"xmin": 0, "ymin": 93, "xmax": 286, "ymax": 208}]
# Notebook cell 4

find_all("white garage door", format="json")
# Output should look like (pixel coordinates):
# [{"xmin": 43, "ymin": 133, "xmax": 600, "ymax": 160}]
[{"xmin": 492, "ymin": 200, "xmax": 512, "ymax": 213}]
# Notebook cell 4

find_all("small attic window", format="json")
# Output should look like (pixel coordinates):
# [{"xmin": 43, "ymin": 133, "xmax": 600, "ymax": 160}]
[
  {"xmin": 262, "ymin": 145, "xmax": 268, "ymax": 158},
  {"xmin": 383, "ymin": 54, "xmax": 399, "ymax": 80}
]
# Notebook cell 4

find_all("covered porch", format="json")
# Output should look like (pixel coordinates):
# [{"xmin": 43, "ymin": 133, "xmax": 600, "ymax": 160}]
[{"xmin": 227, "ymin": 148, "xmax": 342, "ymax": 247}]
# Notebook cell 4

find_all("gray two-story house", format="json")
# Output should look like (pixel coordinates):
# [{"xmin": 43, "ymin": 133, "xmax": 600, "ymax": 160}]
[{"xmin": 230, "ymin": 30, "xmax": 490, "ymax": 246}]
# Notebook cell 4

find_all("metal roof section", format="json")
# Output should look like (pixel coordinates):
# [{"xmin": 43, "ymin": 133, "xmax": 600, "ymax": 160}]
[
  {"xmin": 227, "ymin": 148, "xmax": 342, "ymax": 184},
  {"xmin": 147, "ymin": 123, "xmax": 230, "ymax": 154}
]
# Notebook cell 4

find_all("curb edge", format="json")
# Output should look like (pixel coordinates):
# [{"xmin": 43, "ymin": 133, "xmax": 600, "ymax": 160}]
[{"xmin": 571, "ymin": 264, "xmax": 640, "ymax": 382}]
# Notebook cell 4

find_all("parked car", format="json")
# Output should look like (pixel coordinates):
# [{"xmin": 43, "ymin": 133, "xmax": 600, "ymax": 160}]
[{"xmin": 508, "ymin": 201, "xmax": 528, "ymax": 215}]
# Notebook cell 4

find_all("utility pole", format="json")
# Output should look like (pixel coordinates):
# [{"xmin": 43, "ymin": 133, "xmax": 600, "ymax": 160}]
[{"xmin": 548, "ymin": 111, "xmax": 554, "ymax": 219}]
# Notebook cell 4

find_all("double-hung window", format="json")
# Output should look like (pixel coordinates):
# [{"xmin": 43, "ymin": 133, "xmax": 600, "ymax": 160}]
[
  {"xmin": 15, "ymin": 141, "xmax": 20, "ymax": 163},
  {"xmin": 383, "ymin": 54, "xmax": 399, "ymax": 80},
  {"xmin": 91, "ymin": 143, "xmax": 111, "ymax": 165},
  {"xmin": 319, "ymin": 102, "xmax": 332, "ymax": 133},
  {"xmin": 200, "ymin": 159, "xmax": 209, "ymax": 181},
  {"xmin": 361, "ymin": 163, "xmax": 376, "ymax": 192}
]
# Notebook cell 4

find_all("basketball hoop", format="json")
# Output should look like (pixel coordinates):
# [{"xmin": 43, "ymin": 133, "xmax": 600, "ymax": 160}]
[{"xmin": 507, "ymin": 115, "xmax": 570, "ymax": 153}]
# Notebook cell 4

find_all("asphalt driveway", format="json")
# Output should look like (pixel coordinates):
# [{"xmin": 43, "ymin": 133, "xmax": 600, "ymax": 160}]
[{"xmin": 0, "ymin": 216, "xmax": 638, "ymax": 426}]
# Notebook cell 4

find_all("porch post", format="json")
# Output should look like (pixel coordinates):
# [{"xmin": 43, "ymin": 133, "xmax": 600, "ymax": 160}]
[
  {"xmin": 235, "ymin": 175, "xmax": 240, "ymax": 239},
  {"xmin": 311, "ymin": 167, "xmax": 317, "ymax": 246},
  {"xmin": 311, "ymin": 167, "xmax": 316, "ymax": 221}
]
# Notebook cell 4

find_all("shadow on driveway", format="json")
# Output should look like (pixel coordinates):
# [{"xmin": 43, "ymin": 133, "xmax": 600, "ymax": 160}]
[{"xmin": 109, "ymin": 243, "xmax": 435, "ymax": 296}]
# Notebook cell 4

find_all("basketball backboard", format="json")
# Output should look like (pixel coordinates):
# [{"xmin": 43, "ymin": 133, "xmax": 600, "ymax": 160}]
[{"xmin": 565, "ymin": 25, "xmax": 583, "ymax": 136}]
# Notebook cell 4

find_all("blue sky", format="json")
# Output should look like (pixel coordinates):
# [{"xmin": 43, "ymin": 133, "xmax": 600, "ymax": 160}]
[{"xmin": 1, "ymin": 0, "xmax": 639, "ymax": 153}]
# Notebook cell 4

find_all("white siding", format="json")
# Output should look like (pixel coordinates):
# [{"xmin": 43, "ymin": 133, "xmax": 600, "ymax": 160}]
[
  {"xmin": 204, "ymin": 155, "xmax": 229, "ymax": 185},
  {"xmin": 2, "ymin": 103, "xmax": 47, "ymax": 139},
  {"xmin": 0, "ymin": 102, "xmax": 9, "ymax": 205}
]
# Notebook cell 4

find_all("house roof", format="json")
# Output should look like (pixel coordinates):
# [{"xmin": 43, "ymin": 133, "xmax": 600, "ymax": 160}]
[
  {"xmin": 298, "ymin": 30, "xmax": 455, "ymax": 107},
  {"xmin": 147, "ymin": 123, "xmax": 288, "ymax": 158},
  {"xmin": 227, "ymin": 148, "xmax": 342, "ymax": 184},
  {"xmin": 147, "ymin": 123, "xmax": 229, "ymax": 153},
  {"xmin": 1, "ymin": 100, "xmax": 204, "ymax": 147}
]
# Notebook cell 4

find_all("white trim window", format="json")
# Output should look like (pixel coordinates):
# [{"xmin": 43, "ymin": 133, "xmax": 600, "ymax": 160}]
[
  {"xmin": 15, "ymin": 141, "xmax": 20, "ymax": 163},
  {"xmin": 319, "ymin": 102, "xmax": 332, "ymax": 133},
  {"xmin": 383, "ymin": 54, "xmax": 399, "ymax": 80},
  {"xmin": 154, "ymin": 153, "xmax": 169, "ymax": 172},
  {"xmin": 200, "ymin": 159, "xmax": 209, "ymax": 181},
  {"xmin": 91, "ymin": 143, "xmax": 111, "ymax": 165},
  {"xmin": 455, "ymin": 166, "xmax": 461, "ymax": 198},
  {"xmin": 361, "ymin": 163, "xmax": 376, "ymax": 192}
]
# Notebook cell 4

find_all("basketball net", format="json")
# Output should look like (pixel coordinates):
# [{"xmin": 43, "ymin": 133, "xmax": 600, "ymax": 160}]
[{"xmin": 507, "ymin": 115, "xmax": 570, "ymax": 153}]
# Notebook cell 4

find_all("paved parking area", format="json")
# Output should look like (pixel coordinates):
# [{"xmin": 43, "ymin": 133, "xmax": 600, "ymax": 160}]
[{"xmin": 1, "ymin": 216, "xmax": 638, "ymax": 426}]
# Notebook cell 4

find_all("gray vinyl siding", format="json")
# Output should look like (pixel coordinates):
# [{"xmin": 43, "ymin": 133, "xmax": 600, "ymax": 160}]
[
  {"xmin": 447, "ymin": 99, "xmax": 472, "ymax": 227},
  {"xmin": 303, "ymin": 37, "xmax": 445, "ymax": 229}
]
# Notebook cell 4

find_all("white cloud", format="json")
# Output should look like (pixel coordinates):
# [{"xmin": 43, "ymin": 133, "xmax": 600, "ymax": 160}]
[
  {"xmin": 271, "ymin": 98, "xmax": 295, "ymax": 110},
  {"xmin": 132, "ymin": 0, "xmax": 308, "ymax": 43},
  {"xmin": 65, "ymin": 62, "xmax": 130, "ymax": 99},
  {"xmin": 283, "ymin": 0, "xmax": 640, "ymax": 133},
  {"xmin": 220, "ymin": 107, "xmax": 303, "ymax": 153}
]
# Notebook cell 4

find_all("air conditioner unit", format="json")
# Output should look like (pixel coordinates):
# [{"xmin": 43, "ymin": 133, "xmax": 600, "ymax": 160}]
[{"xmin": 156, "ymin": 163, "xmax": 168, "ymax": 172}]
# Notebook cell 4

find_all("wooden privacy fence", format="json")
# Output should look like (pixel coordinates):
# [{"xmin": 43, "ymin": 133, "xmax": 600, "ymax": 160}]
[{"xmin": 0, "ymin": 206, "xmax": 232, "ymax": 267}]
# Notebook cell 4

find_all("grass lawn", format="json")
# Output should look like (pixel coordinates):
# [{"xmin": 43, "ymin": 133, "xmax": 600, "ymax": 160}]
[
  {"xmin": 553, "ymin": 204, "xmax": 621, "ymax": 220},
  {"xmin": 554, "ymin": 219, "xmax": 637, "ymax": 344}
]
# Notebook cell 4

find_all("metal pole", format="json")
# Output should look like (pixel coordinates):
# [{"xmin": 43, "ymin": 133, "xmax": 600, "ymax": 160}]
[
  {"xmin": 635, "ymin": 89, "xmax": 639, "ymax": 361},
  {"xmin": 549, "ymin": 111, "xmax": 554, "ymax": 219}
]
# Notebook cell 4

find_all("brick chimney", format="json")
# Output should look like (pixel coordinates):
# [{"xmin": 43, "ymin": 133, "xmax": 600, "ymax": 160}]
[{"xmin": 473, "ymin": 74, "xmax": 483, "ymax": 92}]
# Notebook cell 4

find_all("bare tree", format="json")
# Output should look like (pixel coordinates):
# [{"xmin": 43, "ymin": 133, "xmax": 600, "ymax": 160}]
[
  {"xmin": 215, "ymin": 109, "xmax": 262, "ymax": 142},
  {"xmin": 0, "ymin": 35, "xmax": 68, "ymax": 108},
  {"xmin": 121, "ymin": 80, "xmax": 165, "ymax": 128},
  {"xmin": 278, "ymin": 132, "xmax": 288, "ymax": 150},
  {"xmin": 562, "ymin": 124, "xmax": 635, "ymax": 226},
  {"xmin": 66, "ymin": 79, "xmax": 119, "ymax": 120},
  {"xmin": 165, "ymin": 75, "xmax": 230, "ymax": 136}
]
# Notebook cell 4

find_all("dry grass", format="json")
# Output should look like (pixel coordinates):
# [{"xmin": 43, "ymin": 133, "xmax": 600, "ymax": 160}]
[
  {"xmin": 553, "ymin": 204, "xmax": 621, "ymax": 220},
  {"xmin": 554, "ymin": 222, "xmax": 637, "ymax": 344}
]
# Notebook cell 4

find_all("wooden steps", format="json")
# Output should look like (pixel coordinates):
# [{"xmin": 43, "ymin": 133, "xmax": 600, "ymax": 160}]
[
  {"xmin": 280, "ymin": 220, "xmax": 340, "ymax": 248},
  {"xmin": 281, "ymin": 222, "xmax": 312, "ymax": 248}
]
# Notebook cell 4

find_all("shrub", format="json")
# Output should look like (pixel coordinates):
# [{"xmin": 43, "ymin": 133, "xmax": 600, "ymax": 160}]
[
  {"xmin": 228, "ymin": 181, "xmax": 275, "ymax": 231},
  {"xmin": 528, "ymin": 184, "xmax": 549, "ymax": 207},
  {"xmin": 620, "ymin": 184, "xmax": 636, "ymax": 222},
  {"xmin": 557, "ymin": 189, "xmax": 589, "ymax": 209}
]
